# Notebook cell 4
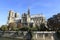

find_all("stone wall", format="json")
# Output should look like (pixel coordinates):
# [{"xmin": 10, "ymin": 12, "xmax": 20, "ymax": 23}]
[{"xmin": 0, "ymin": 31, "xmax": 58, "ymax": 40}]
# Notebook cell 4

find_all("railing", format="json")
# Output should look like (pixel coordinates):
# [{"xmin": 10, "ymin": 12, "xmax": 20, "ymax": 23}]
[{"xmin": 32, "ymin": 31, "xmax": 55, "ymax": 40}]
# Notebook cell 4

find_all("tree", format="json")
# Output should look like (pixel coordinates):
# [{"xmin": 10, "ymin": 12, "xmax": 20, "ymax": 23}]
[
  {"xmin": 8, "ymin": 23, "xmax": 17, "ymax": 31},
  {"xmin": 1, "ymin": 25, "xmax": 8, "ymax": 31},
  {"xmin": 31, "ymin": 27, "xmax": 38, "ymax": 31},
  {"xmin": 17, "ymin": 23, "xmax": 22, "ymax": 28},
  {"xmin": 47, "ymin": 13, "xmax": 60, "ymax": 31},
  {"xmin": 19, "ymin": 27, "xmax": 28, "ymax": 31},
  {"xmin": 39, "ymin": 23, "xmax": 47, "ymax": 31},
  {"xmin": 11, "ymin": 26, "xmax": 17, "ymax": 31}
]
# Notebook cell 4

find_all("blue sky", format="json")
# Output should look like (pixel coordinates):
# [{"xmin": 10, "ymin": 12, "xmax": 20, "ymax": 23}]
[{"xmin": 0, "ymin": 0, "xmax": 60, "ymax": 26}]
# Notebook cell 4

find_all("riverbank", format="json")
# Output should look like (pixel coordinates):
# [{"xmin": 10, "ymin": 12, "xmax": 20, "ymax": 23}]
[
  {"xmin": 0, "ymin": 37, "xmax": 23, "ymax": 40},
  {"xmin": 0, "ymin": 31, "xmax": 56, "ymax": 40}
]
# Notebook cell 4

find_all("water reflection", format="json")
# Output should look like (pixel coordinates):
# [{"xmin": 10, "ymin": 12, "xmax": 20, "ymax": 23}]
[{"xmin": 0, "ymin": 37, "xmax": 22, "ymax": 40}]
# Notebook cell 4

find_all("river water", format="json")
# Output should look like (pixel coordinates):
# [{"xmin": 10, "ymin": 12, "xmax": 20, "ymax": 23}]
[{"xmin": 0, "ymin": 37, "xmax": 23, "ymax": 40}]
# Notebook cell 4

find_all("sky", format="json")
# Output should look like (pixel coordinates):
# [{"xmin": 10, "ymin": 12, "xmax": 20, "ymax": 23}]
[{"xmin": 0, "ymin": 0, "xmax": 60, "ymax": 26}]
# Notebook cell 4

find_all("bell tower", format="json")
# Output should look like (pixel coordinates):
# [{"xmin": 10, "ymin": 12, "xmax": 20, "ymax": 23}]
[
  {"xmin": 28, "ymin": 8, "xmax": 30, "ymax": 15},
  {"xmin": 27, "ymin": 8, "xmax": 31, "ymax": 27},
  {"xmin": 8, "ymin": 10, "xmax": 15, "ymax": 24}
]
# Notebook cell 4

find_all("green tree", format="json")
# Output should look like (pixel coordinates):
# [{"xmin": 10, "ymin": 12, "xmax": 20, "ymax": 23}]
[
  {"xmin": 31, "ymin": 27, "xmax": 38, "ymax": 31},
  {"xmin": 39, "ymin": 23, "xmax": 47, "ymax": 31},
  {"xmin": 8, "ymin": 23, "xmax": 17, "ymax": 31},
  {"xmin": 1, "ymin": 25, "xmax": 8, "ymax": 31},
  {"xmin": 19, "ymin": 27, "xmax": 28, "ymax": 31},
  {"xmin": 47, "ymin": 13, "xmax": 60, "ymax": 31},
  {"xmin": 11, "ymin": 26, "xmax": 17, "ymax": 31}
]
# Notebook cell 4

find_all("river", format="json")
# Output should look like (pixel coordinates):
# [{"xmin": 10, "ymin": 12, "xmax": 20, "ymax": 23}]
[{"xmin": 0, "ymin": 37, "xmax": 23, "ymax": 40}]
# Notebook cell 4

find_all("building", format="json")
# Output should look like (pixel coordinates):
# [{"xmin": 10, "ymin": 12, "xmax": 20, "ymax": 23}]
[
  {"xmin": 31, "ymin": 14, "xmax": 46, "ymax": 27},
  {"xmin": 8, "ymin": 10, "xmax": 15, "ymax": 24},
  {"xmin": 8, "ymin": 10, "xmax": 20, "ymax": 24},
  {"xmin": 7, "ymin": 10, "xmax": 22, "ymax": 30},
  {"xmin": 7, "ymin": 9, "xmax": 47, "ymax": 28},
  {"xmin": 21, "ymin": 9, "xmax": 46, "ymax": 27},
  {"xmin": 21, "ymin": 9, "xmax": 31, "ymax": 27}
]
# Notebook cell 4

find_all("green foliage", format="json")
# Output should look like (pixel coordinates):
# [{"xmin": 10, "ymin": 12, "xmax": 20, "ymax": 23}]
[
  {"xmin": 11, "ymin": 27, "xmax": 17, "ymax": 31},
  {"xmin": 19, "ymin": 27, "xmax": 28, "ymax": 31},
  {"xmin": 19, "ymin": 25, "xmax": 47, "ymax": 31},
  {"xmin": 31, "ymin": 27, "xmax": 38, "ymax": 31},
  {"xmin": 32, "ymin": 24, "xmax": 47, "ymax": 31},
  {"xmin": 1, "ymin": 25, "xmax": 8, "ymax": 31},
  {"xmin": 8, "ymin": 23, "xmax": 17, "ymax": 31},
  {"xmin": 47, "ymin": 13, "xmax": 60, "ymax": 31},
  {"xmin": 38, "ymin": 23, "xmax": 47, "ymax": 31}
]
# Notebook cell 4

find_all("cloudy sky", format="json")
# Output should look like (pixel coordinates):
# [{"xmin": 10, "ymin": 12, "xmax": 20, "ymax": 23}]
[{"xmin": 0, "ymin": 0, "xmax": 60, "ymax": 26}]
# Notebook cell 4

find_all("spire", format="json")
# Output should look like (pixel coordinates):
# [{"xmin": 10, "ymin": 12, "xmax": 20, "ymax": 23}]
[{"xmin": 28, "ymin": 8, "xmax": 30, "ymax": 15}]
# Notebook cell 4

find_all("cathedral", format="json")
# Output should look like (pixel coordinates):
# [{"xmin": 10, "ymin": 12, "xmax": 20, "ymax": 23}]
[
  {"xmin": 8, "ymin": 10, "xmax": 20, "ymax": 24},
  {"xmin": 7, "ymin": 9, "xmax": 47, "ymax": 28}
]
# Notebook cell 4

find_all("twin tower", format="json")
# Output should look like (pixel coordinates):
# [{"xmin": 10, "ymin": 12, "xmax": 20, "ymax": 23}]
[
  {"xmin": 7, "ymin": 9, "xmax": 30, "ymax": 24},
  {"xmin": 8, "ymin": 10, "xmax": 19, "ymax": 24},
  {"xmin": 7, "ymin": 9, "xmax": 46, "ymax": 27}
]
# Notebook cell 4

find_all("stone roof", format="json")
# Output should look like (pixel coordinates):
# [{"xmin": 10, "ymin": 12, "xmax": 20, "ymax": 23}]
[{"xmin": 31, "ymin": 14, "xmax": 45, "ymax": 18}]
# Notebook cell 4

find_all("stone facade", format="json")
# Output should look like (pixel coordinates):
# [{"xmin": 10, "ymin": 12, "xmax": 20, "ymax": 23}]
[
  {"xmin": 8, "ymin": 10, "xmax": 15, "ymax": 23},
  {"xmin": 7, "ymin": 9, "xmax": 47, "ymax": 27},
  {"xmin": 31, "ymin": 14, "xmax": 46, "ymax": 27},
  {"xmin": 21, "ymin": 9, "xmax": 31, "ymax": 27},
  {"xmin": 8, "ymin": 10, "xmax": 20, "ymax": 24},
  {"xmin": 21, "ymin": 9, "xmax": 46, "ymax": 27}
]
